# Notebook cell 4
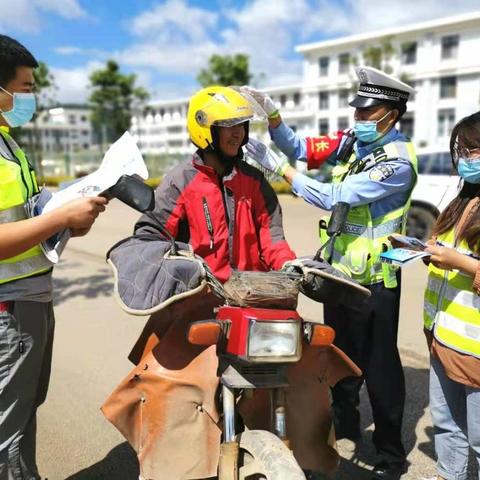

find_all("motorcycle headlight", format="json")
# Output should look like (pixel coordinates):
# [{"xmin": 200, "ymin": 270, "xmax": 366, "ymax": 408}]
[{"xmin": 247, "ymin": 320, "xmax": 301, "ymax": 362}]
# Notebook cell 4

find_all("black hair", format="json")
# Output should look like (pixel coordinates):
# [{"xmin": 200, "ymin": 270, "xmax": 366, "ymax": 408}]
[
  {"xmin": 0, "ymin": 35, "xmax": 38, "ymax": 88},
  {"xmin": 383, "ymin": 100, "xmax": 407, "ymax": 121},
  {"xmin": 433, "ymin": 111, "xmax": 480, "ymax": 251}
]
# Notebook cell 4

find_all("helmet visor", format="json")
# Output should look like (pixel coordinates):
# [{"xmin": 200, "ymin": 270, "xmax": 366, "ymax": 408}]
[{"xmin": 229, "ymin": 86, "xmax": 268, "ymax": 124}]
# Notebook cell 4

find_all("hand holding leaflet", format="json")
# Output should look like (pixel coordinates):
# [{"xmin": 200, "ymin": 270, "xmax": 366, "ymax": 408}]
[
  {"xmin": 388, "ymin": 233, "xmax": 428, "ymax": 251},
  {"xmin": 42, "ymin": 132, "xmax": 148, "ymax": 213},
  {"xmin": 380, "ymin": 233, "xmax": 432, "ymax": 266},
  {"xmin": 37, "ymin": 132, "xmax": 149, "ymax": 263}
]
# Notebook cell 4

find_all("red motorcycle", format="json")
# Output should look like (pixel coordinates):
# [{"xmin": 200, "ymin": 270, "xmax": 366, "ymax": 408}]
[
  {"xmin": 186, "ymin": 268, "xmax": 367, "ymax": 480},
  {"xmin": 104, "ymin": 187, "xmax": 367, "ymax": 480}
]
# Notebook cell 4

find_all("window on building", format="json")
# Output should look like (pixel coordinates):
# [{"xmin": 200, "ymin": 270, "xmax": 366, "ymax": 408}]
[
  {"xmin": 338, "ymin": 116, "xmax": 349, "ymax": 131},
  {"xmin": 338, "ymin": 53, "xmax": 350, "ymax": 74},
  {"xmin": 319, "ymin": 56, "xmax": 329, "ymax": 76},
  {"xmin": 440, "ymin": 76, "xmax": 457, "ymax": 99},
  {"xmin": 437, "ymin": 109, "xmax": 455, "ymax": 138},
  {"xmin": 400, "ymin": 114, "xmax": 414, "ymax": 138},
  {"xmin": 319, "ymin": 91, "xmax": 329, "ymax": 110},
  {"xmin": 293, "ymin": 92, "xmax": 301, "ymax": 106},
  {"xmin": 280, "ymin": 94, "xmax": 287, "ymax": 107},
  {"xmin": 68, "ymin": 114, "xmax": 76, "ymax": 124},
  {"xmin": 80, "ymin": 115, "xmax": 87, "ymax": 122},
  {"xmin": 318, "ymin": 118, "xmax": 329, "ymax": 134},
  {"xmin": 401, "ymin": 42, "xmax": 417, "ymax": 64},
  {"xmin": 338, "ymin": 89, "xmax": 349, "ymax": 108},
  {"xmin": 441, "ymin": 34, "xmax": 459, "ymax": 60}
]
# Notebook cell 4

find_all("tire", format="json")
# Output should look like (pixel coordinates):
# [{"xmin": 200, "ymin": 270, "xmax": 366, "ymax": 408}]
[
  {"xmin": 236, "ymin": 430, "xmax": 306, "ymax": 480},
  {"xmin": 406, "ymin": 205, "xmax": 437, "ymax": 241}
]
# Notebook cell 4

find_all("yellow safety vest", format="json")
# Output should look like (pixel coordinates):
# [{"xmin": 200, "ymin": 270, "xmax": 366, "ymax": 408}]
[
  {"xmin": 0, "ymin": 128, "xmax": 52, "ymax": 285},
  {"xmin": 320, "ymin": 140, "xmax": 418, "ymax": 287},
  {"xmin": 424, "ymin": 228, "xmax": 480, "ymax": 358}
]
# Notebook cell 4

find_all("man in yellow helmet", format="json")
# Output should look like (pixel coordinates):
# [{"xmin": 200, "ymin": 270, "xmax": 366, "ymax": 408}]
[
  {"xmin": 135, "ymin": 85, "xmax": 296, "ymax": 281},
  {"xmin": 103, "ymin": 86, "xmax": 298, "ymax": 479},
  {"xmin": 0, "ymin": 35, "xmax": 107, "ymax": 479}
]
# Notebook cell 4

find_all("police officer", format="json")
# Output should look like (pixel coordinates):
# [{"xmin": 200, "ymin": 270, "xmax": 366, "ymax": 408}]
[
  {"xmin": 0, "ymin": 35, "xmax": 107, "ymax": 479},
  {"xmin": 244, "ymin": 66, "xmax": 417, "ymax": 480}
]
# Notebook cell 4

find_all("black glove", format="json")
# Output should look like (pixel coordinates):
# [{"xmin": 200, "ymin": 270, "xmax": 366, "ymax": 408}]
[{"xmin": 283, "ymin": 257, "xmax": 371, "ymax": 306}]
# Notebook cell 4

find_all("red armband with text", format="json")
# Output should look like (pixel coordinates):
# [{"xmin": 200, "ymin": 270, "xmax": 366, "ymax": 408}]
[{"xmin": 306, "ymin": 131, "xmax": 344, "ymax": 170}]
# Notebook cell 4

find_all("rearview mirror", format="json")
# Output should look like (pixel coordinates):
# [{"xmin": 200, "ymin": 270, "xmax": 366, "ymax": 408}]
[{"xmin": 107, "ymin": 175, "xmax": 155, "ymax": 213}]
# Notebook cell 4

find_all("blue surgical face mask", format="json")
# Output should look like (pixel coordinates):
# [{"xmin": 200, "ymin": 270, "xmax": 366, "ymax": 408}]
[
  {"xmin": 457, "ymin": 157, "xmax": 480, "ymax": 184},
  {"xmin": 353, "ymin": 110, "xmax": 392, "ymax": 144},
  {"xmin": 0, "ymin": 86, "xmax": 36, "ymax": 127}
]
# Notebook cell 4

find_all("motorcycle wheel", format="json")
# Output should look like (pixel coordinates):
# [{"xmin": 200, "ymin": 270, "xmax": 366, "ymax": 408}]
[{"xmin": 237, "ymin": 430, "xmax": 306, "ymax": 480}]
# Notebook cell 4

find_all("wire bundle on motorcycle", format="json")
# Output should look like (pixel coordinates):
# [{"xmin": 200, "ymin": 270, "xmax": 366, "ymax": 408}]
[{"xmin": 223, "ymin": 271, "xmax": 301, "ymax": 309}]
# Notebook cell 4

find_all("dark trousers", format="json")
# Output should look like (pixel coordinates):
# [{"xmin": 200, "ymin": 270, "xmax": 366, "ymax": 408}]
[
  {"xmin": 0, "ymin": 301, "xmax": 55, "ymax": 480},
  {"xmin": 324, "ymin": 276, "xmax": 406, "ymax": 466}
]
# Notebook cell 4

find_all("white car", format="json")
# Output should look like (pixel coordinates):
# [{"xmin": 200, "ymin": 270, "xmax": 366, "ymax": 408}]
[{"xmin": 406, "ymin": 147, "xmax": 461, "ymax": 241}]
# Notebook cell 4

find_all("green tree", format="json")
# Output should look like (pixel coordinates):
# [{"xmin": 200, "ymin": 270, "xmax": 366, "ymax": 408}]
[
  {"xmin": 89, "ymin": 60, "xmax": 149, "ymax": 148},
  {"xmin": 197, "ymin": 54, "xmax": 253, "ymax": 87},
  {"xmin": 349, "ymin": 37, "xmax": 401, "ymax": 94},
  {"xmin": 361, "ymin": 36, "xmax": 396, "ymax": 74},
  {"xmin": 17, "ymin": 61, "xmax": 56, "ymax": 177}
]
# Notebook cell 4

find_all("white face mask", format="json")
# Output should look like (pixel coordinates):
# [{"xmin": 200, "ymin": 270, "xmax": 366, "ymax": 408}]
[{"xmin": 0, "ymin": 85, "xmax": 36, "ymax": 127}]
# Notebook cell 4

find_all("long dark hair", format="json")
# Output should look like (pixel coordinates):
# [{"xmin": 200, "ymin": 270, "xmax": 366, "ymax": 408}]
[{"xmin": 433, "ymin": 111, "xmax": 480, "ymax": 251}]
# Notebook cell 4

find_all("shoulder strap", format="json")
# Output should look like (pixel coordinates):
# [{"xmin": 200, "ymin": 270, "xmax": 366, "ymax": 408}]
[
  {"xmin": 346, "ymin": 140, "xmax": 413, "ymax": 177},
  {"xmin": 0, "ymin": 130, "xmax": 19, "ymax": 164}
]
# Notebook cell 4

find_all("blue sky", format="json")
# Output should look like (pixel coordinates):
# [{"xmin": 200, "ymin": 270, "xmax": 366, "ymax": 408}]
[{"xmin": 0, "ymin": 0, "xmax": 479, "ymax": 104}]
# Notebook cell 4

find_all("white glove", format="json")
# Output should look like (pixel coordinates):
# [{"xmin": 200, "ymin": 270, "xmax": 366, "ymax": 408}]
[
  {"xmin": 240, "ymin": 86, "xmax": 278, "ymax": 118},
  {"xmin": 246, "ymin": 138, "xmax": 289, "ymax": 176}
]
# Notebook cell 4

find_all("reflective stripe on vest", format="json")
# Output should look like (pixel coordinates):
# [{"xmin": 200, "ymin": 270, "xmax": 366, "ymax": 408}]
[
  {"xmin": 342, "ymin": 216, "xmax": 403, "ymax": 239},
  {"xmin": 0, "ymin": 204, "xmax": 27, "ymax": 223},
  {"xmin": 423, "ymin": 229, "xmax": 480, "ymax": 358},
  {"xmin": 0, "ymin": 254, "xmax": 52, "ymax": 280},
  {"xmin": 0, "ymin": 130, "xmax": 52, "ymax": 285},
  {"xmin": 320, "ymin": 139, "xmax": 418, "ymax": 286}
]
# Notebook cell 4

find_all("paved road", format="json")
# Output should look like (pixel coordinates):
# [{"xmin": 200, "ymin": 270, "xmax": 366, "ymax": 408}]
[{"xmin": 35, "ymin": 196, "xmax": 469, "ymax": 479}]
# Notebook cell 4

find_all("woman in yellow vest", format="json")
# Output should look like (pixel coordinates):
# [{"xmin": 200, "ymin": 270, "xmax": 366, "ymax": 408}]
[
  {"xmin": 0, "ymin": 35, "xmax": 107, "ymax": 479},
  {"xmin": 422, "ymin": 111, "xmax": 480, "ymax": 480}
]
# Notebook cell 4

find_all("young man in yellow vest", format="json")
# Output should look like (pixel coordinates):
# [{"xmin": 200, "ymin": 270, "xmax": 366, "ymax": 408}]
[
  {"xmin": 0, "ymin": 35, "xmax": 107, "ymax": 479},
  {"xmin": 244, "ymin": 67, "xmax": 417, "ymax": 480}
]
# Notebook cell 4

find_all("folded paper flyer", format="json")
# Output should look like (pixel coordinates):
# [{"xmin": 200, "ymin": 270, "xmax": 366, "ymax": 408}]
[
  {"xmin": 38, "ymin": 132, "xmax": 148, "ymax": 263},
  {"xmin": 380, "ymin": 233, "xmax": 431, "ymax": 266}
]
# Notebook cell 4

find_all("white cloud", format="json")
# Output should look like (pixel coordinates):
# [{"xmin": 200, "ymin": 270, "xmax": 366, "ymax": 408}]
[
  {"xmin": 129, "ymin": 0, "xmax": 218, "ymax": 43},
  {"xmin": 38, "ymin": 0, "xmax": 86, "ymax": 19},
  {"xmin": 49, "ymin": 63, "xmax": 154, "ymax": 106},
  {"xmin": 302, "ymin": 0, "xmax": 480, "ymax": 37},
  {"xmin": 118, "ymin": 0, "xmax": 309, "ymax": 88},
  {"xmin": 0, "ymin": 0, "xmax": 86, "ymax": 34},
  {"xmin": 50, "ymin": 61, "xmax": 101, "ymax": 104},
  {"xmin": 54, "ymin": 46, "xmax": 109, "ymax": 58},
  {"xmin": 42, "ymin": 0, "xmax": 480, "ymax": 103},
  {"xmin": 220, "ymin": 0, "xmax": 311, "ymax": 86},
  {"xmin": 118, "ymin": 0, "xmax": 220, "ymax": 75}
]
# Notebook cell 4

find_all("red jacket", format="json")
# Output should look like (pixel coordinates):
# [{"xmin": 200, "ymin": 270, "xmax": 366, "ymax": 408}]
[{"xmin": 135, "ymin": 153, "xmax": 296, "ymax": 282}]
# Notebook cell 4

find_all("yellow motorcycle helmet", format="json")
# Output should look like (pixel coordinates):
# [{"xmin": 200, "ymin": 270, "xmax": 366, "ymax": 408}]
[{"xmin": 187, "ymin": 86, "xmax": 254, "ymax": 150}]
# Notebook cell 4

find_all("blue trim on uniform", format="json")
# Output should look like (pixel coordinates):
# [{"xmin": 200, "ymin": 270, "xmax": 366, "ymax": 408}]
[
  {"xmin": 269, "ymin": 122, "xmax": 308, "ymax": 162},
  {"xmin": 271, "ymin": 122, "xmax": 414, "ymax": 217}
]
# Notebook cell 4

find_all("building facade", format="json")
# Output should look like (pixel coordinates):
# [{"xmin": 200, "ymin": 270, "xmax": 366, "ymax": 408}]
[
  {"xmin": 24, "ymin": 104, "xmax": 94, "ymax": 155},
  {"xmin": 132, "ymin": 11, "xmax": 480, "ymax": 156}
]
